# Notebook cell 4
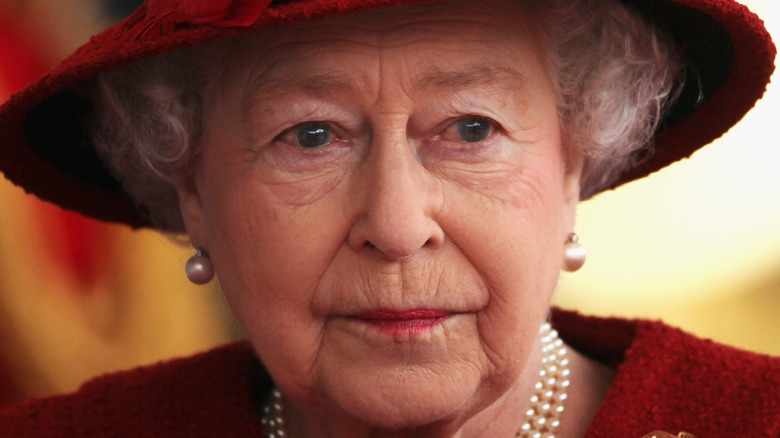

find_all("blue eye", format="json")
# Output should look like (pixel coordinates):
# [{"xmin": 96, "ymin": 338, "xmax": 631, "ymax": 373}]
[
  {"xmin": 297, "ymin": 123, "xmax": 332, "ymax": 148},
  {"xmin": 457, "ymin": 117, "xmax": 492, "ymax": 143}
]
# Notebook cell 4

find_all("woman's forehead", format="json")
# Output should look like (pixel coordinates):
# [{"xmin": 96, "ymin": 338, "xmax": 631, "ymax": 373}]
[
  {"xmin": 215, "ymin": 0, "xmax": 545, "ymax": 96},
  {"xmin": 236, "ymin": 64, "xmax": 533, "ymax": 120}
]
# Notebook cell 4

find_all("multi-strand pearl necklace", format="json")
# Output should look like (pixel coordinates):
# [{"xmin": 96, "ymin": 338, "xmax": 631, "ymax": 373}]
[
  {"xmin": 260, "ymin": 388, "xmax": 286, "ymax": 438},
  {"xmin": 516, "ymin": 322, "xmax": 570, "ymax": 438},
  {"xmin": 261, "ymin": 322, "xmax": 570, "ymax": 438}
]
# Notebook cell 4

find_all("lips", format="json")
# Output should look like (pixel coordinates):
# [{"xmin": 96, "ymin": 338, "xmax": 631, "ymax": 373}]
[
  {"xmin": 357, "ymin": 309, "xmax": 451, "ymax": 320},
  {"xmin": 354, "ymin": 309, "xmax": 451, "ymax": 335}
]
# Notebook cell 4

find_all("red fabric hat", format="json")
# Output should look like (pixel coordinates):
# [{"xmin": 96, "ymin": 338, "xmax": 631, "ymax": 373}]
[{"xmin": 0, "ymin": 0, "xmax": 775, "ymax": 229}]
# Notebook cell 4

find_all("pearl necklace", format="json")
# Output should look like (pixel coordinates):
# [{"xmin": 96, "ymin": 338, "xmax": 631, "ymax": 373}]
[
  {"xmin": 261, "ymin": 322, "xmax": 569, "ymax": 438},
  {"xmin": 261, "ymin": 387, "xmax": 287, "ymax": 438},
  {"xmin": 516, "ymin": 322, "xmax": 570, "ymax": 438}
]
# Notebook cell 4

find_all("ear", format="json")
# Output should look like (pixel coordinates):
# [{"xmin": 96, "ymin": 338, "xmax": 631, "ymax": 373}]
[{"xmin": 176, "ymin": 179, "xmax": 207, "ymax": 248}]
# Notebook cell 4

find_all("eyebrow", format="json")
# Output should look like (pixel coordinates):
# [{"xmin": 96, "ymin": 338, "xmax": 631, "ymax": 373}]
[
  {"xmin": 240, "ymin": 64, "xmax": 530, "ymax": 124},
  {"xmin": 241, "ymin": 71, "xmax": 359, "ymax": 122},
  {"xmin": 414, "ymin": 65, "xmax": 530, "ymax": 95}
]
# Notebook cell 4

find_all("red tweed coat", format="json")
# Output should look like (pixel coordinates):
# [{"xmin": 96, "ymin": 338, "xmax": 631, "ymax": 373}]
[{"xmin": 1, "ymin": 310, "xmax": 778, "ymax": 437}]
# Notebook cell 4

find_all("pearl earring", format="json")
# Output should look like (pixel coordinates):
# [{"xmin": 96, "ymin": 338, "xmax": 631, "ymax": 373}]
[
  {"xmin": 185, "ymin": 248, "xmax": 215, "ymax": 285},
  {"xmin": 563, "ymin": 233, "xmax": 586, "ymax": 272}
]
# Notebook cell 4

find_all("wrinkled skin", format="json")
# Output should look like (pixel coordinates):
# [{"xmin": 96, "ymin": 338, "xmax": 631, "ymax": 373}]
[{"xmin": 178, "ymin": 1, "xmax": 592, "ymax": 436}]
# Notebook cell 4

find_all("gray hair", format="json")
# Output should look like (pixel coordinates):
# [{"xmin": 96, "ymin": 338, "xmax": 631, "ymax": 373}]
[{"xmin": 87, "ymin": 0, "xmax": 682, "ymax": 231}]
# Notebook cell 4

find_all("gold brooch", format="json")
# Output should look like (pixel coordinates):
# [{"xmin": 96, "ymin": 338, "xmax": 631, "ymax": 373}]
[{"xmin": 641, "ymin": 432, "xmax": 696, "ymax": 438}]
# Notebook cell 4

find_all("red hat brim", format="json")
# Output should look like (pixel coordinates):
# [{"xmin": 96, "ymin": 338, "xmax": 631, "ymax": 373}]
[{"xmin": 0, "ymin": 0, "xmax": 775, "ymax": 229}]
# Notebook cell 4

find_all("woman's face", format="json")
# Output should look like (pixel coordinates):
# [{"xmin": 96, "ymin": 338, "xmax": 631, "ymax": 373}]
[{"xmin": 179, "ymin": 0, "xmax": 582, "ymax": 432}]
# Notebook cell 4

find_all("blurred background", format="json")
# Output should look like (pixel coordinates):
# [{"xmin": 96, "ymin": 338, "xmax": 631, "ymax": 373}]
[
  {"xmin": 0, "ymin": 0, "xmax": 237, "ymax": 404},
  {"xmin": 0, "ymin": 0, "xmax": 777, "ymax": 405}
]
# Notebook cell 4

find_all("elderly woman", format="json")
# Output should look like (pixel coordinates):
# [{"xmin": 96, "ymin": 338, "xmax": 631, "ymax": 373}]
[{"xmin": 0, "ymin": 0, "xmax": 777, "ymax": 436}]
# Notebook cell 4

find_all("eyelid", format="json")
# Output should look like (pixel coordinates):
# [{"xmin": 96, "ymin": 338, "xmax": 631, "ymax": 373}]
[
  {"xmin": 438, "ymin": 116, "xmax": 498, "ymax": 142},
  {"xmin": 248, "ymin": 98, "xmax": 359, "ymax": 140},
  {"xmin": 275, "ymin": 121, "xmax": 341, "ymax": 147}
]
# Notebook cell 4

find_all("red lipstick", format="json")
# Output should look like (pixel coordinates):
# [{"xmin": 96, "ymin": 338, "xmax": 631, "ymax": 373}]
[{"xmin": 355, "ymin": 309, "xmax": 450, "ymax": 335}]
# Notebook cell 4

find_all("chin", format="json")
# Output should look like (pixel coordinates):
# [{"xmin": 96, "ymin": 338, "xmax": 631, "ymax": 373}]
[
  {"xmin": 316, "ymin": 365, "xmax": 496, "ymax": 431},
  {"xmin": 339, "ymin": 397, "xmax": 465, "ymax": 432}
]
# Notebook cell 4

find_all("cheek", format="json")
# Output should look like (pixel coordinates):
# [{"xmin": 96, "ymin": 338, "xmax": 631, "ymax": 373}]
[
  {"xmin": 438, "ymin": 152, "xmax": 568, "ymax": 369},
  {"xmin": 196, "ymin": 166, "xmax": 353, "ymax": 379},
  {"xmin": 197, "ymin": 145, "xmax": 351, "ymax": 288}
]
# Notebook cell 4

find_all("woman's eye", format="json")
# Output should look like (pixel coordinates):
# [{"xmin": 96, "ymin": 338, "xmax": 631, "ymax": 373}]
[
  {"xmin": 295, "ymin": 123, "xmax": 332, "ymax": 148},
  {"xmin": 443, "ymin": 117, "xmax": 494, "ymax": 143}
]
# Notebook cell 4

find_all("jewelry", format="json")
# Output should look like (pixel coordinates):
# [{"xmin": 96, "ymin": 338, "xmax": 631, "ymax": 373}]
[
  {"xmin": 516, "ymin": 322, "xmax": 570, "ymax": 438},
  {"xmin": 261, "ymin": 388, "xmax": 286, "ymax": 438},
  {"xmin": 184, "ymin": 248, "xmax": 214, "ymax": 285},
  {"xmin": 563, "ymin": 232, "xmax": 586, "ymax": 272},
  {"xmin": 261, "ymin": 323, "xmax": 570, "ymax": 438}
]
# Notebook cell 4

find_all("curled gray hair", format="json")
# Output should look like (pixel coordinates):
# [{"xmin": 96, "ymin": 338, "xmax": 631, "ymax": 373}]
[
  {"xmin": 87, "ymin": 0, "xmax": 682, "ymax": 231},
  {"xmin": 541, "ymin": 0, "xmax": 683, "ymax": 198}
]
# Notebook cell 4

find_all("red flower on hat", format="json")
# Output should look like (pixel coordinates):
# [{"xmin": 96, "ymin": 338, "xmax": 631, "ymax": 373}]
[{"xmin": 131, "ymin": 0, "xmax": 273, "ymax": 39}]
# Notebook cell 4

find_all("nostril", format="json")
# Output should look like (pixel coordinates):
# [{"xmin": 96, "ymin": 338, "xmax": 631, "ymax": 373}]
[
  {"xmin": 423, "ymin": 230, "xmax": 444, "ymax": 249},
  {"xmin": 362, "ymin": 238, "xmax": 415, "ymax": 260},
  {"xmin": 351, "ymin": 219, "xmax": 444, "ymax": 259}
]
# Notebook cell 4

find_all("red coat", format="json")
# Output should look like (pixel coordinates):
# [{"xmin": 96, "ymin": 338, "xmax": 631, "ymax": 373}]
[{"xmin": 1, "ymin": 310, "xmax": 778, "ymax": 437}]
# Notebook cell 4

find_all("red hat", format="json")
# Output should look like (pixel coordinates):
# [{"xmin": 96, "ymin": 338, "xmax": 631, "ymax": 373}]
[{"xmin": 0, "ymin": 0, "xmax": 775, "ymax": 229}]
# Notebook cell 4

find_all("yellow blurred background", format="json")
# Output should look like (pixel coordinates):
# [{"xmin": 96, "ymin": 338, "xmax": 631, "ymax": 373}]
[
  {"xmin": 0, "ymin": 0, "xmax": 237, "ymax": 403},
  {"xmin": 555, "ymin": 0, "xmax": 780, "ymax": 355},
  {"xmin": 0, "ymin": 0, "xmax": 777, "ymax": 404}
]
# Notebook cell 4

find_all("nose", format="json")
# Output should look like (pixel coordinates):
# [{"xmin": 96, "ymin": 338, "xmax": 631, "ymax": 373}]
[{"xmin": 347, "ymin": 133, "xmax": 444, "ymax": 260}]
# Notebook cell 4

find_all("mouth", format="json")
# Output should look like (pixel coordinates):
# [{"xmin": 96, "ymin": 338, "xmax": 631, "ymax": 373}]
[{"xmin": 352, "ymin": 309, "xmax": 452, "ymax": 336}]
